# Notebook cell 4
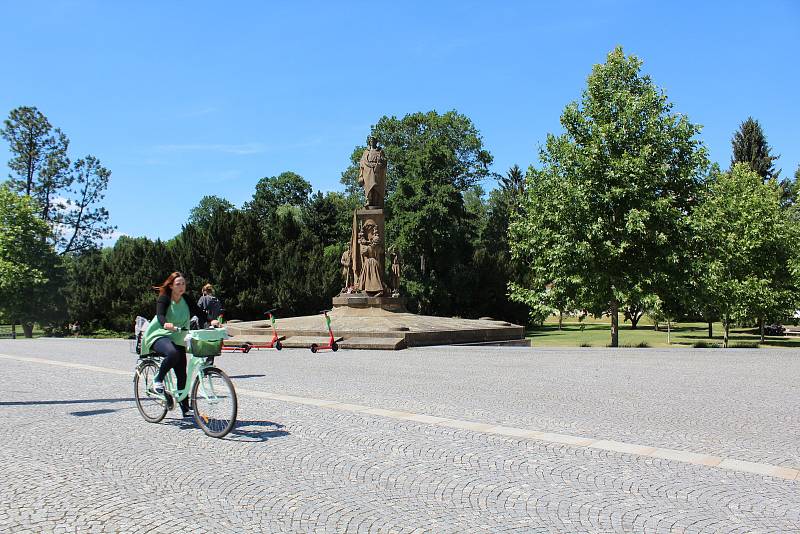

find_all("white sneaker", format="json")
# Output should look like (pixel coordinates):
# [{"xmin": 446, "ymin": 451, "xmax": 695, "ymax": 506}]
[{"xmin": 152, "ymin": 380, "xmax": 164, "ymax": 394}]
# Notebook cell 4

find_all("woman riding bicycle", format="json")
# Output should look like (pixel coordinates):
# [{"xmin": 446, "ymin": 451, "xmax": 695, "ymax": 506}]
[{"xmin": 141, "ymin": 272, "xmax": 218, "ymax": 417}]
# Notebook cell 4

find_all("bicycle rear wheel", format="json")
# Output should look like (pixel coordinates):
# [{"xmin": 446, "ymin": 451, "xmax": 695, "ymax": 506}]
[
  {"xmin": 191, "ymin": 367, "xmax": 237, "ymax": 438},
  {"xmin": 134, "ymin": 361, "xmax": 168, "ymax": 423}
]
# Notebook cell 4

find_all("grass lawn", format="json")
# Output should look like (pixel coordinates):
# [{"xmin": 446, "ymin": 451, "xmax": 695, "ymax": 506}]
[
  {"xmin": 0, "ymin": 324, "xmax": 128, "ymax": 339},
  {"xmin": 528, "ymin": 316, "xmax": 800, "ymax": 348},
  {"xmin": 0, "ymin": 323, "xmax": 45, "ymax": 338}
]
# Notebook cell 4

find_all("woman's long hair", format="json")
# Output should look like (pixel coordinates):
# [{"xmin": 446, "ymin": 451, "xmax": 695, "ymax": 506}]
[{"xmin": 153, "ymin": 271, "xmax": 184, "ymax": 297}]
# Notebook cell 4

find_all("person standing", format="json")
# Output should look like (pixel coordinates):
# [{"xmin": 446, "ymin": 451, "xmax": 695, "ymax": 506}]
[{"xmin": 197, "ymin": 283, "xmax": 223, "ymax": 326}]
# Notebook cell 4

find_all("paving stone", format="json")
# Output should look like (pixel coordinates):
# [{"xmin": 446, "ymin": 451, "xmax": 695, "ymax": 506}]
[{"xmin": 0, "ymin": 339, "xmax": 798, "ymax": 533}]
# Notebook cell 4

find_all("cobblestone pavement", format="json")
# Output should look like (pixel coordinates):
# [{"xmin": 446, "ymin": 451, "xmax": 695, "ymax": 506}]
[{"xmin": 0, "ymin": 339, "xmax": 798, "ymax": 533}]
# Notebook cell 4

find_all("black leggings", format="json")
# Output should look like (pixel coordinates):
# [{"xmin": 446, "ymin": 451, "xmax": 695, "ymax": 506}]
[{"xmin": 153, "ymin": 337, "xmax": 187, "ymax": 392}]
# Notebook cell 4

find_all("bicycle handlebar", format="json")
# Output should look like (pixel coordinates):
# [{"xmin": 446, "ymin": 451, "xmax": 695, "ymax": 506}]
[{"xmin": 169, "ymin": 325, "xmax": 223, "ymax": 332}]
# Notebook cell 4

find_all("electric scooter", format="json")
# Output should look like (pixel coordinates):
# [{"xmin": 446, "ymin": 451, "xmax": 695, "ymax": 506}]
[
  {"xmin": 246, "ymin": 308, "xmax": 284, "ymax": 350},
  {"xmin": 310, "ymin": 310, "xmax": 338, "ymax": 353},
  {"xmin": 221, "ymin": 308, "xmax": 284, "ymax": 353}
]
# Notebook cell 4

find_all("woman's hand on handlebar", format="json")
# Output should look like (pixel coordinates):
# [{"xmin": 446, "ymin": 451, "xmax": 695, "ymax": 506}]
[
  {"xmin": 164, "ymin": 322, "xmax": 175, "ymax": 331},
  {"xmin": 210, "ymin": 320, "xmax": 220, "ymax": 328}
]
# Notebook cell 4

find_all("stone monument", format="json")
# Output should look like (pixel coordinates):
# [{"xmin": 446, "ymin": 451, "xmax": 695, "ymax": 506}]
[
  {"xmin": 334, "ymin": 136, "xmax": 405, "ymax": 311},
  {"xmin": 224, "ymin": 133, "xmax": 526, "ymax": 350}
]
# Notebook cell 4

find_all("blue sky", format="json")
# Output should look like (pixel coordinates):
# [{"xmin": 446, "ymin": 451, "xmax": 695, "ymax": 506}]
[{"xmin": 1, "ymin": 1, "xmax": 798, "ymax": 242}]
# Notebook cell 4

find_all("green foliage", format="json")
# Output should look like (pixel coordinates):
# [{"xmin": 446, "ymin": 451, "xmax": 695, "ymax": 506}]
[
  {"xmin": 188, "ymin": 195, "xmax": 235, "ymax": 228},
  {"xmin": 343, "ymin": 111, "xmax": 495, "ymax": 316},
  {"xmin": 1, "ymin": 106, "xmax": 68, "ymax": 201},
  {"xmin": 731, "ymin": 117, "xmax": 779, "ymax": 181},
  {"xmin": 246, "ymin": 171, "xmax": 312, "ymax": 221},
  {"xmin": 509, "ymin": 47, "xmax": 709, "ymax": 346},
  {"xmin": 60, "ymin": 155, "xmax": 114, "ymax": 254},
  {"xmin": 380, "ymin": 111, "xmax": 492, "ymax": 316},
  {"xmin": 0, "ymin": 186, "xmax": 65, "ymax": 333},
  {"xmin": 689, "ymin": 163, "xmax": 800, "ymax": 346},
  {"xmin": 2, "ymin": 106, "xmax": 114, "ymax": 253}
]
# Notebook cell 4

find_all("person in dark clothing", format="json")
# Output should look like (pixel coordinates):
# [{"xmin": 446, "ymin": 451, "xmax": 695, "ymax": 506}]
[
  {"xmin": 197, "ymin": 283, "xmax": 223, "ymax": 325},
  {"xmin": 141, "ymin": 272, "xmax": 218, "ymax": 417}
]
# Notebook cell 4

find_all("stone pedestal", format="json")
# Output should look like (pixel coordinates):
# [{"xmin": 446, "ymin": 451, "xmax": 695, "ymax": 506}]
[{"xmin": 333, "ymin": 293, "xmax": 407, "ymax": 313}]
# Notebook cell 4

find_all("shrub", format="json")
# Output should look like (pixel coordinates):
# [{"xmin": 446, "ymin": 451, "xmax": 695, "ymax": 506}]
[{"xmin": 692, "ymin": 341, "xmax": 720, "ymax": 348}]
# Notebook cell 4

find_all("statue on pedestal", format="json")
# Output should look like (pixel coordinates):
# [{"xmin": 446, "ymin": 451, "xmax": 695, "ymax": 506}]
[
  {"xmin": 358, "ymin": 136, "xmax": 387, "ymax": 209},
  {"xmin": 340, "ymin": 243, "xmax": 355, "ymax": 293},
  {"xmin": 389, "ymin": 250, "xmax": 401, "ymax": 297}
]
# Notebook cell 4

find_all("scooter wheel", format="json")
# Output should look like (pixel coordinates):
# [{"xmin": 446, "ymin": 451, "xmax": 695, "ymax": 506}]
[
  {"xmin": 331, "ymin": 342, "xmax": 339, "ymax": 352},
  {"xmin": 243, "ymin": 343, "xmax": 252, "ymax": 353},
  {"xmin": 310, "ymin": 343, "xmax": 318, "ymax": 353},
  {"xmin": 275, "ymin": 340, "xmax": 282, "ymax": 351}
]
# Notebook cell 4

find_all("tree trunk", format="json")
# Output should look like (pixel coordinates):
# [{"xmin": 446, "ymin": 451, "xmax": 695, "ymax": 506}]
[
  {"xmin": 708, "ymin": 321, "xmax": 713, "ymax": 339},
  {"xmin": 610, "ymin": 300, "xmax": 619, "ymax": 347},
  {"xmin": 759, "ymin": 317, "xmax": 765, "ymax": 343},
  {"xmin": 558, "ymin": 310, "xmax": 563, "ymax": 331},
  {"xmin": 21, "ymin": 323, "xmax": 34, "ymax": 338},
  {"xmin": 723, "ymin": 318, "xmax": 729, "ymax": 348},
  {"xmin": 667, "ymin": 320, "xmax": 671, "ymax": 344},
  {"xmin": 653, "ymin": 321, "xmax": 659, "ymax": 332},
  {"xmin": 630, "ymin": 312, "xmax": 641, "ymax": 330},
  {"xmin": 11, "ymin": 321, "xmax": 16, "ymax": 340}
]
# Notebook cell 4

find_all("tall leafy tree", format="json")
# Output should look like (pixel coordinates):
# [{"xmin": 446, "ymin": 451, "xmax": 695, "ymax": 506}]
[
  {"xmin": 343, "ymin": 111, "xmax": 493, "ymax": 315},
  {"xmin": 2, "ymin": 106, "xmax": 114, "ymax": 252},
  {"xmin": 1, "ymin": 106, "xmax": 68, "ymax": 198},
  {"xmin": 188, "ymin": 195, "xmax": 235, "ymax": 228},
  {"xmin": 1, "ymin": 106, "xmax": 71, "ymax": 234},
  {"xmin": 690, "ymin": 164, "xmax": 800, "ymax": 347},
  {"xmin": 246, "ymin": 171, "xmax": 312, "ymax": 222},
  {"xmin": 0, "ymin": 186, "xmax": 64, "ymax": 337},
  {"xmin": 510, "ymin": 47, "xmax": 709, "ymax": 346}
]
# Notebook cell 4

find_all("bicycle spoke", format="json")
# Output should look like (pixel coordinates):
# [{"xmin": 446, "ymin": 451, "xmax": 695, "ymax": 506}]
[{"xmin": 192, "ymin": 369, "xmax": 237, "ymax": 438}]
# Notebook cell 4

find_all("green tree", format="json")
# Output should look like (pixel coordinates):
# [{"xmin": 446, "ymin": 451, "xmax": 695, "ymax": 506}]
[
  {"xmin": 0, "ymin": 186, "xmax": 64, "ymax": 337},
  {"xmin": 343, "ymin": 111, "xmax": 493, "ymax": 315},
  {"xmin": 246, "ymin": 171, "xmax": 312, "ymax": 222},
  {"xmin": 731, "ymin": 117, "xmax": 779, "ymax": 181},
  {"xmin": 60, "ymin": 155, "xmax": 115, "ymax": 254},
  {"xmin": 1, "ymin": 106, "xmax": 69, "ymax": 202},
  {"xmin": 2, "ymin": 106, "xmax": 114, "ymax": 252},
  {"xmin": 509, "ymin": 47, "xmax": 709, "ymax": 346},
  {"xmin": 304, "ymin": 191, "xmax": 353, "ymax": 248},
  {"xmin": 188, "ymin": 195, "xmax": 235, "ymax": 228},
  {"xmin": 690, "ymin": 164, "xmax": 800, "ymax": 347}
]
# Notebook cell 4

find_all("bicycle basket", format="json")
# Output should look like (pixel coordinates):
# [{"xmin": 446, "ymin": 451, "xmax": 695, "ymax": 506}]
[{"xmin": 190, "ymin": 338, "xmax": 222, "ymax": 357}]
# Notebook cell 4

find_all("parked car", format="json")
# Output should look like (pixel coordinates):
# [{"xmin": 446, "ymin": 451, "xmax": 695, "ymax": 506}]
[{"xmin": 764, "ymin": 324, "xmax": 785, "ymax": 336}]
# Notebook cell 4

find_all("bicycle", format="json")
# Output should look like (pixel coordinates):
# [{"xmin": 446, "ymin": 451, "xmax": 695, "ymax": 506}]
[{"xmin": 133, "ymin": 327, "xmax": 238, "ymax": 438}]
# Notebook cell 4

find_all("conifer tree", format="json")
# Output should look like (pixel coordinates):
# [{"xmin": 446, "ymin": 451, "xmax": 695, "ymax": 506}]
[{"xmin": 731, "ymin": 117, "xmax": 780, "ymax": 181}]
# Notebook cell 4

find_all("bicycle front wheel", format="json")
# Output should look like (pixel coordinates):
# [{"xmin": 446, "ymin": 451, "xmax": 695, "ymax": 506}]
[
  {"xmin": 134, "ymin": 361, "xmax": 168, "ymax": 423},
  {"xmin": 191, "ymin": 367, "xmax": 238, "ymax": 438}
]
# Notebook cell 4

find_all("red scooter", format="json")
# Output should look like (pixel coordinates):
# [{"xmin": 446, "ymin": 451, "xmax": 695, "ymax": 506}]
[
  {"xmin": 250, "ymin": 308, "xmax": 284, "ymax": 350},
  {"xmin": 310, "ymin": 310, "xmax": 338, "ymax": 353},
  {"xmin": 222, "ymin": 308, "xmax": 284, "ymax": 353}
]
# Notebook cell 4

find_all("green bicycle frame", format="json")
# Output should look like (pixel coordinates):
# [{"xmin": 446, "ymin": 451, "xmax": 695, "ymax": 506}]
[{"xmin": 142, "ymin": 353, "xmax": 219, "ymax": 403}]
